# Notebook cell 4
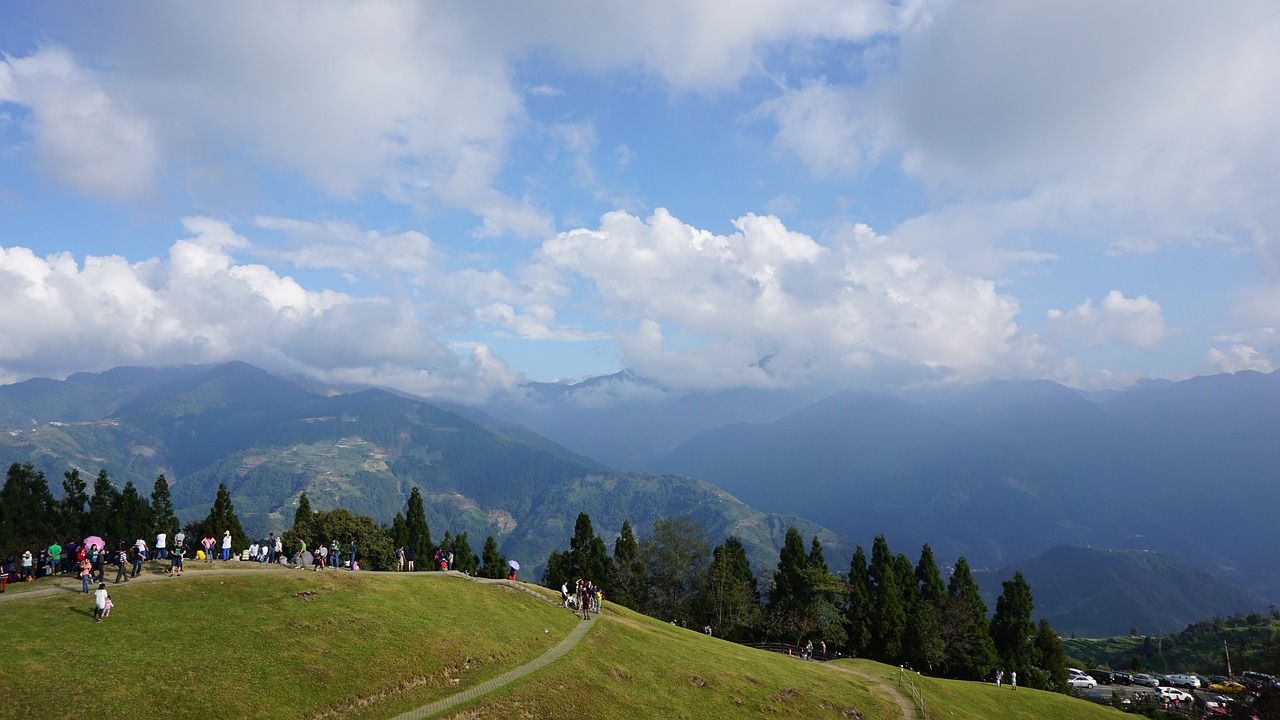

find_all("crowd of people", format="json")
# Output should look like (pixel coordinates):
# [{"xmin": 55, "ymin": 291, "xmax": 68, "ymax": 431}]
[{"xmin": 559, "ymin": 579, "xmax": 601, "ymax": 619}]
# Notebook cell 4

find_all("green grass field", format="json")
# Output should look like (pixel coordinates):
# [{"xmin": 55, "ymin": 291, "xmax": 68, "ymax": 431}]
[{"xmin": 0, "ymin": 568, "xmax": 1130, "ymax": 719}]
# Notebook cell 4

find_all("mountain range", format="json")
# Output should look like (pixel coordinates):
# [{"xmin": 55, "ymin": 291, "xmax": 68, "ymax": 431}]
[
  {"xmin": 0, "ymin": 362, "xmax": 844, "ymax": 578},
  {"xmin": 2, "ymin": 362, "xmax": 1276, "ymax": 631}
]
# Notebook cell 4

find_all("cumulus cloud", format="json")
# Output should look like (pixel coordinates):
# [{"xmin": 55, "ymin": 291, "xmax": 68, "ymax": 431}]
[
  {"xmin": 1046, "ymin": 290, "xmax": 1172, "ymax": 349},
  {"xmin": 1204, "ymin": 345, "xmax": 1274, "ymax": 374},
  {"xmin": 533, "ymin": 208, "xmax": 1043, "ymax": 391},
  {"xmin": 0, "ymin": 218, "xmax": 520, "ymax": 401},
  {"xmin": 0, "ymin": 46, "xmax": 157, "ymax": 200}
]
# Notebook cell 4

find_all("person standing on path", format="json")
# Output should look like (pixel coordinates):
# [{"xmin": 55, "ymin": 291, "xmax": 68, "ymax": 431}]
[
  {"xmin": 130, "ymin": 542, "xmax": 143, "ymax": 578},
  {"xmin": 349, "ymin": 540, "xmax": 357, "ymax": 570},
  {"xmin": 155, "ymin": 531, "xmax": 167, "ymax": 561},
  {"xmin": 79, "ymin": 556, "xmax": 92, "ymax": 594},
  {"xmin": 406, "ymin": 546, "xmax": 415, "ymax": 572},
  {"xmin": 221, "ymin": 531, "xmax": 231, "ymax": 561},
  {"xmin": 113, "ymin": 545, "xmax": 129, "ymax": 584}
]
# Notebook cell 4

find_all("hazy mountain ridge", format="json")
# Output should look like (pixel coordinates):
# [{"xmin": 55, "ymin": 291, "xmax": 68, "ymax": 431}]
[
  {"xmin": 0, "ymin": 362, "xmax": 846, "ymax": 578},
  {"xmin": 977, "ymin": 546, "xmax": 1268, "ymax": 637},
  {"xmin": 644, "ymin": 370, "xmax": 1280, "ymax": 601}
]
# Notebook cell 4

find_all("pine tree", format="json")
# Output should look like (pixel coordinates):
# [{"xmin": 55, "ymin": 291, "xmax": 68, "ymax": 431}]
[
  {"xmin": 451, "ymin": 532, "xmax": 477, "ymax": 574},
  {"xmin": 0, "ymin": 462, "xmax": 57, "ymax": 549},
  {"xmin": 915, "ymin": 543, "xmax": 946, "ymax": 606},
  {"xmin": 610, "ymin": 519, "xmax": 647, "ymax": 609},
  {"xmin": 58, "ymin": 468, "xmax": 90, "ymax": 537},
  {"xmin": 939, "ymin": 556, "xmax": 997, "ymax": 680},
  {"xmin": 869, "ymin": 535, "xmax": 906, "ymax": 662},
  {"xmin": 845, "ymin": 545, "xmax": 873, "ymax": 655},
  {"xmin": 404, "ymin": 487, "xmax": 431, "ymax": 571},
  {"xmin": 568, "ymin": 512, "xmax": 610, "ymax": 585},
  {"xmin": 150, "ymin": 474, "xmax": 179, "ymax": 539},
  {"xmin": 1034, "ymin": 617, "xmax": 1068, "ymax": 691},
  {"xmin": 701, "ymin": 536, "xmax": 762, "ymax": 640},
  {"xmin": 769, "ymin": 526, "xmax": 809, "ymax": 613},
  {"xmin": 113, "ymin": 481, "xmax": 153, "ymax": 546},
  {"xmin": 808, "ymin": 536, "xmax": 828, "ymax": 572},
  {"xmin": 390, "ymin": 512, "xmax": 408, "ymax": 549},
  {"xmin": 86, "ymin": 469, "xmax": 119, "ymax": 537},
  {"xmin": 479, "ymin": 535, "xmax": 507, "ymax": 579},
  {"xmin": 203, "ymin": 483, "xmax": 247, "ymax": 553},
  {"xmin": 991, "ymin": 571, "xmax": 1037, "ymax": 677}
]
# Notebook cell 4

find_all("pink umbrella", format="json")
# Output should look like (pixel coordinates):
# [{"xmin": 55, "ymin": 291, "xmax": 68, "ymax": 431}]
[{"xmin": 82, "ymin": 536, "xmax": 105, "ymax": 551}]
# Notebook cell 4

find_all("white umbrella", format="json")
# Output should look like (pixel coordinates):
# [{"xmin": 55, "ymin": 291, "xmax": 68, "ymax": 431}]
[{"xmin": 508, "ymin": 560, "xmax": 520, "ymax": 570}]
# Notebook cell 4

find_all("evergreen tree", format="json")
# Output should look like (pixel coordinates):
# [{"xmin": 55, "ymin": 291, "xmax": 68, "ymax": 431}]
[
  {"xmin": 769, "ymin": 527, "xmax": 809, "ymax": 613},
  {"xmin": 844, "ymin": 545, "xmax": 873, "ymax": 655},
  {"xmin": 610, "ymin": 520, "xmax": 647, "ymax": 610},
  {"xmin": 991, "ymin": 571, "xmax": 1038, "ymax": 677},
  {"xmin": 404, "ymin": 487, "xmax": 431, "ymax": 571},
  {"xmin": 1034, "ymin": 617, "xmax": 1068, "ymax": 691},
  {"xmin": 903, "ymin": 542, "xmax": 947, "ymax": 672},
  {"xmin": 0, "ymin": 462, "xmax": 57, "ymax": 550},
  {"xmin": 58, "ymin": 468, "xmax": 90, "ymax": 538},
  {"xmin": 479, "ymin": 535, "xmax": 507, "ymax": 579},
  {"xmin": 939, "ymin": 557, "xmax": 997, "ymax": 680},
  {"xmin": 390, "ymin": 512, "xmax": 408, "ymax": 549},
  {"xmin": 808, "ymin": 535, "xmax": 828, "ymax": 572},
  {"xmin": 113, "ymin": 481, "xmax": 153, "ymax": 546},
  {"xmin": 86, "ymin": 469, "xmax": 119, "ymax": 537},
  {"xmin": 150, "ymin": 474, "xmax": 179, "ymax": 539},
  {"xmin": 641, "ymin": 515, "xmax": 710, "ymax": 623},
  {"xmin": 869, "ymin": 536, "xmax": 906, "ymax": 662},
  {"xmin": 203, "ymin": 483, "xmax": 247, "ymax": 553},
  {"xmin": 701, "ymin": 536, "xmax": 762, "ymax": 641},
  {"xmin": 294, "ymin": 491, "xmax": 314, "ymax": 528},
  {"xmin": 915, "ymin": 543, "xmax": 946, "ymax": 606},
  {"xmin": 451, "ymin": 532, "xmax": 478, "ymax": 574}
]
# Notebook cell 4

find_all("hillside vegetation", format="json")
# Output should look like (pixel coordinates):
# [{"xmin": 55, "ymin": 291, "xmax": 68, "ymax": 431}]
[{"xmin": 1063, "ymin": 612, "xmax": 1280, "ymax": 676}]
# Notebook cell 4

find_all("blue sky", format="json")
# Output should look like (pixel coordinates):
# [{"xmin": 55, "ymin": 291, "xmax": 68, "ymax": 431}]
[{"xmin": 1, "ymin": 2, "xmax": 1277, "ymax": 402}]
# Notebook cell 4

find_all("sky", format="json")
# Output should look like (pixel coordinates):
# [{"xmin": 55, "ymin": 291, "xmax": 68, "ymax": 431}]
[{"xmin": 1, "ymin": 1, "xmax": 1278, "ymax": 403}]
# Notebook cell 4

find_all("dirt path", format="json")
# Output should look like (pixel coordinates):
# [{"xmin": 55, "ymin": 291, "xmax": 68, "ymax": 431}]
[{"xmin": 822, "ymin": 663, "xmax": 921, "ymax": 720}]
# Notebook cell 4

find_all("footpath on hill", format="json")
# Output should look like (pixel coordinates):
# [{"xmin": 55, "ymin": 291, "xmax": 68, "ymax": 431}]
[{"xmin": 822, "ymin": 663, "xmax": 919, "ymax": 720}]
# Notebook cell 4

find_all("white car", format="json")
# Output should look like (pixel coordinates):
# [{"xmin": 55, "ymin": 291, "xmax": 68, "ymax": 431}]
[
  {"xmin": 1156, "ymin": 686, "xmax": 1194, "ymax": 703},
  {"xmin": 1166, "ymin": 674, "xmax": 1201, "ymax": 689},
  {"xmin": 1067, "ymin": 674, "xmax": 1097, "ymax": 689}
]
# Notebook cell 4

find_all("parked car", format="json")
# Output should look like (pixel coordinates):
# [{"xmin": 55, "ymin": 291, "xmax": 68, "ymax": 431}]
[
  {"xmin": 1156, "ymin": 686, "xmax": 1194, "ymax": 703},
  {"xmin": 1112, "ymin": 671, "xmax": 1134, "ymax": 686},
  {"xmin": 1087, "ymin": 669, "xmax": 1117, "ymax": 685},
  {"xmin": 1209, "ymin": 680, "xmax": 1247, "ymax": 693},
  {"xmin": 1068, "ymin": 674, "xmax": 1097, "ymax": 689},
  {"xmin": 1131, "ymin": 673, "xmax": 1159, "ymax": 687},
  {"xmin": 1166, "ymin": 673, "xmax": 1201, "ymax": 689}
]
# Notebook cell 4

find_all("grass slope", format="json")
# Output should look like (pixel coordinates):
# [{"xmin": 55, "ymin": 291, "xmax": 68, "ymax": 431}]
[
  {"xmin": 1, "ymin": 568, "xmax": 1132, "ymax": 720},
  {"xmin": 836, "ymin": 661, "xmax": 1126, "ymax": 720}
]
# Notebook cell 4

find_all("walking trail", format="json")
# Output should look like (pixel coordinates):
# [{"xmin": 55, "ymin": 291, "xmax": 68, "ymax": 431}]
[{"xmin": 822, "ymin": 663, "xmax": 920, "ymax": 720}]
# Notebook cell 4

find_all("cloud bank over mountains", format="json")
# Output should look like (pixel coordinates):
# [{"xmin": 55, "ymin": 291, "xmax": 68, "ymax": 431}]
[{"xmin": 0, "ymin": 1, "xmax": 1276, "ymax": 400}]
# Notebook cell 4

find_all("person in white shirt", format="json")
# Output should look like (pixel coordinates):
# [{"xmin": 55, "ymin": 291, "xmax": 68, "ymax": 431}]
[
  {"xmin": 155, "ymin": 532, "xmax": 167, "ymax": 560},
  {"xmin": 221, "ymin": 530, "xmax": 232, "ymax": 561},
  {"xmin": 93, "ymin": 583, "xmax": 109, "ymax": 623}
]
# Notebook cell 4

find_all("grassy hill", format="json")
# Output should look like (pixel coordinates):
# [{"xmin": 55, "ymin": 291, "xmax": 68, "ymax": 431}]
[{"xmin": 0, "ymin": 568, "xmax": 1127, "ymax": 720}]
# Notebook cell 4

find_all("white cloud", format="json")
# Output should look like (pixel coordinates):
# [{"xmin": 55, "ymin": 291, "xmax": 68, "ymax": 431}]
[
  {"xmin": 0, "ymin": 218, "xmax": 520, "ymax": 402},
  {"xmin": 0, "ymin": 46, "xmax": 157, "ymax": 200},
  {"xmin": 1046, "ymin": 290, "xmax": 1172, "ymax": 349},
  {"xmin": 1203, "ymin": 345, "xmax": 1274, "ymax": 374},
  {"xmin": 535, "ymin": 208, "xmax": 1042, "ymax": 391}
]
